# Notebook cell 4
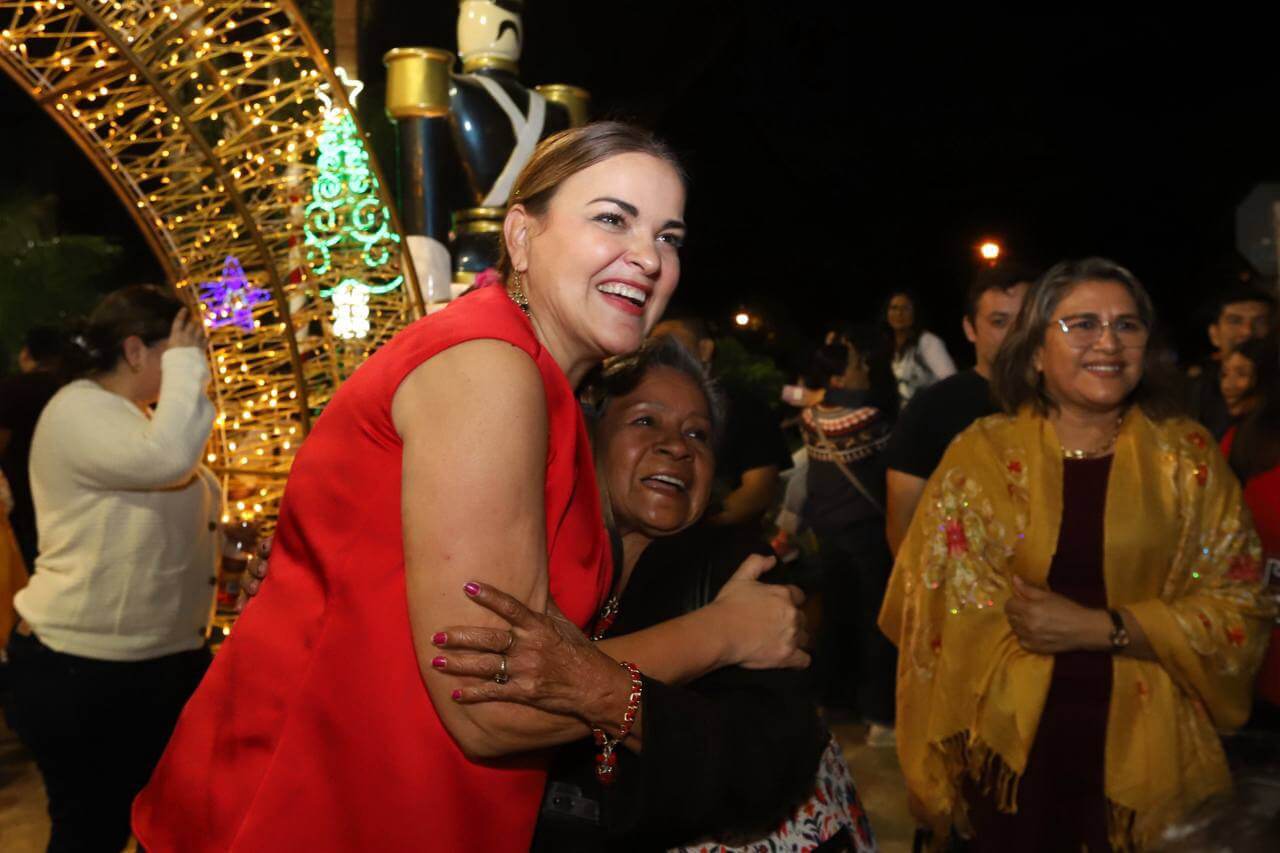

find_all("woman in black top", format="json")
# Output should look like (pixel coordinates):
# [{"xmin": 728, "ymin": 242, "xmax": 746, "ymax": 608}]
[{"xmin": 436, "ymin": 337, "xmax": 876, "ymax": 851}]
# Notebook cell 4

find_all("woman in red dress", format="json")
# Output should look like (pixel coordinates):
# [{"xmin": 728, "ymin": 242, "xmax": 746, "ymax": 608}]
[{"xmin": 132, "ymin": 123, "xmax": 806, "ymax": 852}]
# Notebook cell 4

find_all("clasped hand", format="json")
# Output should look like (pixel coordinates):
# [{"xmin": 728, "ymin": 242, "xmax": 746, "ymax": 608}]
[
  {"xmin": 431, "ymin": 553, "xmax": 809, "ymax": 720},
  {"xmin": 709, "ymin": 553, "xmax": 810, "ymax": 670},
  {"xmin": 431, "ymin": 584, "xmax": 625, "ymax": 723},
  {"xmin": 1004, "ymin": 575, "xmax": 1107, "ymax": 655}
]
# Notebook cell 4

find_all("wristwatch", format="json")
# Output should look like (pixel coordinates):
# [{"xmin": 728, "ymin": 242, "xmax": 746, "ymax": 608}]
[{"xmin": 1108, "ymin": 609, "xmax": 1130, "ymax": 651}]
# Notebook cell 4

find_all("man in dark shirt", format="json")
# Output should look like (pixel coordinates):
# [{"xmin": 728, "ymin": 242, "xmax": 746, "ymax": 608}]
[
  {"xmin": 0, "ymin": 327, "xmax": 67, "ymax": 567},
  {"xmin": 884, "ymin": 267, "xmax": 1032, "ymax": 555},
  {"xmin": 652, "ymin": 317, "xmax": 791, "ymax": 527},
  {"xmin": 1185, "ymin": 285, "xmax": 1275, "ymax": 439}
]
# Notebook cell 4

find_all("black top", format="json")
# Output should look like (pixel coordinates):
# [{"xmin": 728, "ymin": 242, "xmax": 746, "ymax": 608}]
[
  {"xmin": 1185, "ymin": 359, "xmax": 1232, "ymax": 439},
  {"xmin": 0, "ymin": 369, "xmax": 62, "ymax": 566},
  {"xmin": 884, "ymin": 369, "xmax": 997, "ymax": 480},
  {"xmin": 530, "ymin": 524, "xmax": 827, "ymax": 852},
  {"xmin": 714, "ymin": 385, "xmax": 792, "ymax": 495}
]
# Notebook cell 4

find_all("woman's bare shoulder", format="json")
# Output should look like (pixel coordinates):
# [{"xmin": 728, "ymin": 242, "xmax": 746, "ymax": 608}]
[{"xmin": 391, "ymin": 339, "xmax": 546, "ymax": 437}]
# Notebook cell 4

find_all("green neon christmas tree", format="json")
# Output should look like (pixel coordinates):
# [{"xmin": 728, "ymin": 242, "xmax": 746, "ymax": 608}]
[{"xmin": 304, "ymin": 71, "xmax": 402, "ymax": 338}]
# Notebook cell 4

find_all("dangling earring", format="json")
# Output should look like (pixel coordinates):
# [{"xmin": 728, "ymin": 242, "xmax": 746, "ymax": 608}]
[{"xmin": 508, "ymin": 269, "xmax": 531, "ymax": 317}]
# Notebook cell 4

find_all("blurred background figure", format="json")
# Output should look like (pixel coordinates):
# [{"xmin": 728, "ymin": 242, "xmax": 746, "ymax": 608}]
[
  {"xmin": 884, "ymin": 266, "xmax": 1034, "ymax": 555},
  {"xmin": 0, "ymin": 326, "xmax": 70, "ymax": 568},
  {"xmin": 1221, "ymin": 334, "xmax": 1280, "ymax": 728},
  {"xmin": 1185, "ymin": 284, "xmax": 1275, "ymax": 438},
  {"xmin": 799, "ymin": 328, "xmax": 898, "ymax": 745},
  {"xmin": 653, "ymin": 316, "xmax": 792, "ymax": 529},
  {"xmin": 0, "ymin": 469, "xmax": 27, "ymax": 655},
  {"xmin": 883, "ymin": 289, "xmax": 956, "ymax": 406},
  {"xmin": 6, "ymin": 285, "xmax": 219, "ymax": 852},
  {"xmin": 1220, "ymin": 335, "xmax": 1273, "ymax": 426}
]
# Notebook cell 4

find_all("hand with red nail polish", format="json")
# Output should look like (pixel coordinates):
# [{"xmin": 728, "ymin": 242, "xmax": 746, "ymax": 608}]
[{"xmin": 428, "ymin": 581, "xmax": 627, "ymax": 728}]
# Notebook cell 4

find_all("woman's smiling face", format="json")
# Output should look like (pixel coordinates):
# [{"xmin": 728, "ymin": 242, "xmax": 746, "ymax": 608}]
[
  {"xmin": 1220, "ymin": 351, "xmax": 1259, "ymax": 416},
  {"xmin": 513, "ymin": 152, "xmax": 686, "ymax": 363},
  {"xmin": 1036, "ymin": 280, "xmax": 1147, "ymax": 417},
  {"xmin": 598, "ymin": 366, "xmax": 715, "ymax": 540}
]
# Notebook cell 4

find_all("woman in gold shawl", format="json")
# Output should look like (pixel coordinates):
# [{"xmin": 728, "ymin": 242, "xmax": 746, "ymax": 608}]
[{"xmin": 879, "ymin": 258, "xmax": 1274, "ymax": 851}]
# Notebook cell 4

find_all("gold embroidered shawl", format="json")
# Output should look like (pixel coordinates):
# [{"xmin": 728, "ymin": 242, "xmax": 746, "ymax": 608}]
[{"xmin": 879, "ymin": 408, "xmax": 1274, "ymax": 850}]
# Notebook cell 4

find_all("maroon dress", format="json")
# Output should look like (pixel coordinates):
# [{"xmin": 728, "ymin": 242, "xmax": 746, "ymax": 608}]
[{"xmin": 968, "ymin": 455, "xmax": 1115, "ymax": 852}]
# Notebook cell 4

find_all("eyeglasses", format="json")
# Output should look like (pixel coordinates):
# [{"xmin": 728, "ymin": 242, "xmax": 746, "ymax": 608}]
[{"xmin": 1054, "ymin": 314, "xmax": 1149, "ymax": 349}]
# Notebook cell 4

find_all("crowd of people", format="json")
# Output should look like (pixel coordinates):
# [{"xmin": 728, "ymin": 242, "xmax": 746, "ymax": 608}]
[{"xmin": 0, "ymin": 121, "xmax": 1277, "ymax": 852}]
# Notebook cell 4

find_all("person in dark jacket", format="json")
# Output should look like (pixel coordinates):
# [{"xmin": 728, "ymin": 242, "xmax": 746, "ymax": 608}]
[{"xmin": 798, "ymin": 330, "xmax": 899, "ymax": 745}]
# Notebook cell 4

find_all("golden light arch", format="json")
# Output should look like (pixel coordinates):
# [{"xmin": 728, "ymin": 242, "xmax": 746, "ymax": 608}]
[{"xmin": 0, "ymin": 0, "xmax": 420, "ymax": 528}]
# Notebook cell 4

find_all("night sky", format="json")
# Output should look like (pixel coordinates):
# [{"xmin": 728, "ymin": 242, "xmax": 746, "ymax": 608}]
[{"xmin": 4, "ymin": 6, "xmax": 1277, "ymax": 369}]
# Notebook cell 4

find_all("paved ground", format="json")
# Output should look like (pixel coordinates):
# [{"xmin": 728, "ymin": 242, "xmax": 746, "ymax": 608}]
[{"xmin": 0, "ymin": 718, "xmax": 911, "ymax": 853}]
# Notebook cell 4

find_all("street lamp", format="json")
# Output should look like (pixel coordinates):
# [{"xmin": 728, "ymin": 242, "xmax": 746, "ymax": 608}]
[
  {"xmin": 734, "ymin": 311, "xmax": 751, "ymax": 327},
  {"xmin": 979, "ymin": 240, "xmax": 1001, "ymax": 262}
]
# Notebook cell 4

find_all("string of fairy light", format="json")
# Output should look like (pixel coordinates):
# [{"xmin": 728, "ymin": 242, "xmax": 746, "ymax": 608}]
[{"xmin": 0, "ymin": 1, "xmax": 419, "ymax": 535}]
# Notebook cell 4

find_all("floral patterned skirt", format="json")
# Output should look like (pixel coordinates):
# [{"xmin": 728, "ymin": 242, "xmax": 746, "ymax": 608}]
[{"xmin": 669, "ymin": 736, "xmax": 877, "ymax": 853}]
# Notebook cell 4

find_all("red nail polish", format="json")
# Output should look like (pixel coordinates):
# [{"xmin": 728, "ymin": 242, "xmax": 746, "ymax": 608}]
[
  {"xmin": 432, "ymin": 632, "xmax": 447, "ymax": 645},
  {"xmin": 463, "ymin": 582, "xmax": 480, "ymax": 596},
  {"xmin": 451, "ymin": 689, "xmax": 462, "ymax": 701},
  {"xmin": 431, "ymin": 656, "xmax": 447, "ymax": 669}
]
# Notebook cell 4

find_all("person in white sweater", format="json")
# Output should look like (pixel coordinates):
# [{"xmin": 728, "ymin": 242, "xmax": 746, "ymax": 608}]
[
  {"xmin": 6, "ymin": 284, "xmax": 219, "ymax": 853},
  {"xmin": 884, "ymin": 289, "xmax": 956, "ymax": 405}
]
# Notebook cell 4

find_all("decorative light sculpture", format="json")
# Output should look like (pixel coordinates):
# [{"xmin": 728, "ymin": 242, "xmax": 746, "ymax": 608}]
[
  {"xmin": 0, "ymin": 1, "xmax": 422, "ymax": 539},
  {"xmin": 199, "ymin": 256, "xmax": 271, "ymax": 332},
  {"xmin": 304, "ymin": 67, "xmax": 403, "ymax": 339},
  {"xmin": 330, "ymin": 279, "xmax": 372, "ymax": 340}
]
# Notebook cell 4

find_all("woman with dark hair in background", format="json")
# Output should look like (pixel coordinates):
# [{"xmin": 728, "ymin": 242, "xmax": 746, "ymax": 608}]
[
  {"xmin": 800, "ymin": 326, "xmax": 899, "ymax": 746},
  {"xmin": 6, "ymin": 285, "xmax": 217, "ymax": 852},
  {"xmin": 1221, "ymin": 335, "xmax": 1280, "ymax": 724},
  {"xmin": 883, "ymin": 289, "xmax": 956, "ymax": 405},
  {"xmin": 882, "ymin": 258, "xmax": 1273, "ymax": 850},
  {"xmin": 1220, "ymin": 335, "xmax": 1274, "ymax": 424}
]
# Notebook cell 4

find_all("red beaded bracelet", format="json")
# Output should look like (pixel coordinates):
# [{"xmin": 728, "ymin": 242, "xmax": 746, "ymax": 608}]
[{"xmin": 592, "ymin": 661, "xmax": 643, "ymax": 786}]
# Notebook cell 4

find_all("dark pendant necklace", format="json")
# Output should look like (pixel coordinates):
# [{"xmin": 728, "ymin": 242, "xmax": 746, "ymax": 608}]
[{"xmin": 591, "ymin": 594, "xmax": 620, "ymax": 641}]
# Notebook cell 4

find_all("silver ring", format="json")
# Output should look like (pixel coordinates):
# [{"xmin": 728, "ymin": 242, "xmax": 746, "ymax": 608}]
[{"xmin": 494, "ymin": 654, "xmax": 509, "ymax": 685}]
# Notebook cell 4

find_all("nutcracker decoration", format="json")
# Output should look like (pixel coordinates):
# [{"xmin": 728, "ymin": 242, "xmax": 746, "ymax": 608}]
[{"xmin": 385, "ymin": 1, "xmax": 589, "ymax": 304}]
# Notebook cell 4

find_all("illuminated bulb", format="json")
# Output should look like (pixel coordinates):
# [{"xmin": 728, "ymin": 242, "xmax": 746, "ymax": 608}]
[
  {"xmin": 734, "ymin": 312, "xmax": 750, "ymax": 327},
  {"xmin": 979, "ymin": 241, "xmax": 1001, "ymax": 261}
]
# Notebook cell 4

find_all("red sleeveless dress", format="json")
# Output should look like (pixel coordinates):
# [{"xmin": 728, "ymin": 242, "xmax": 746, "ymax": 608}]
[{"xmin": 132, "ymin": 286, "xmax": 612, "ymax": 852}]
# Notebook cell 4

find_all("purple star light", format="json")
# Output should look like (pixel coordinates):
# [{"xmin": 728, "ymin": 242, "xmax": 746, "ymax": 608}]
[{"xmin": 198, "ymin": 256, "xmax": 271, "ymax": 332}]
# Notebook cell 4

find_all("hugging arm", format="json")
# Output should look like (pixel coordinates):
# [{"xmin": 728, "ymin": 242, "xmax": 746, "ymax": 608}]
[
  {"xmin": 437, "ymin": 552, "xmax": 809, "ymax": 715},
  {"xmin": 395, "ymin": 340, "xmax": 631, "ymax": 759}
]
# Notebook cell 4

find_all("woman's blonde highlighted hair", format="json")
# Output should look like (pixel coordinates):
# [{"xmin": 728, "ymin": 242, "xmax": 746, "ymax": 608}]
[{"xmin": 496, "ymin": 121, "xmax": 685, "ymax": 279}]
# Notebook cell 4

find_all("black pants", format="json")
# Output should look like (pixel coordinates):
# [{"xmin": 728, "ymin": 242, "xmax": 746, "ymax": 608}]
[
  {"xmin": 6, "ymin": 629, "xmax": 210, "ymax": 853},
  {"xmin": 814, "ymin": 519, "xmax": 897, "ymax": 725}
]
